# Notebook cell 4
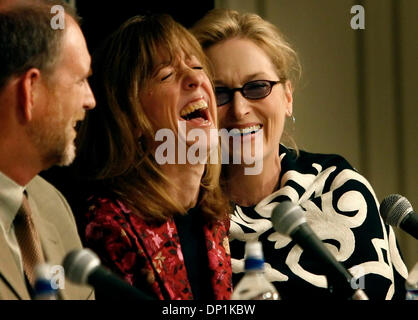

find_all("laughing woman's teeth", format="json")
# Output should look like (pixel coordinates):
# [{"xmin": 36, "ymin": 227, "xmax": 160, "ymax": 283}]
[{"xmin": 180, "ymin": 100, "xmax": 208, "ymax": 118}]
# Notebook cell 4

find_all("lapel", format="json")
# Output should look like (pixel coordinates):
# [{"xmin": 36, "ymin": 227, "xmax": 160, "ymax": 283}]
[
  {"xmin": 28, "ymin": 192, "xmax": 94, "ymax": 300},
  {"xmin": 31, "ymin": 200, "xmax": 64, "ymax": 264},
  {"xmin": 0, "ymin": 229, "xmax": 31, "ymax": 299},
  {"xmin": 26, "ymin": 184, "xmax": 94, "ymax": 300},
  {"xmin": 27, "ymin": 193, "xmax": 70, "ymax": 299}
]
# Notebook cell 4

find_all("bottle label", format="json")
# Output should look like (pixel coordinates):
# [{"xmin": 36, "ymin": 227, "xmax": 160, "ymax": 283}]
[{"xmin": 244, "ymin": 258, "xmax": 264, "ymax": 270}]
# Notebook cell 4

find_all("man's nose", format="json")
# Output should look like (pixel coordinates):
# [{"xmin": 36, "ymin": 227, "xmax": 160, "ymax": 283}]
[{"xmin": 84, "ymin": 83, "xmax": 96, "ymax": 110}]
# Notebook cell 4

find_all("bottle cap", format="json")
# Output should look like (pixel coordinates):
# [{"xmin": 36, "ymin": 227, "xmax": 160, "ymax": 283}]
[
  {"xmin": 245, "ymin": 241, "xmax": 263, "ymax": 259},
  {"xmin": 244, "ymin": 241, "xmax": 265, "ymax": 270},
  {"xmin": 35, "ymin": 263, "xmax": 52, "ymax": 280}
]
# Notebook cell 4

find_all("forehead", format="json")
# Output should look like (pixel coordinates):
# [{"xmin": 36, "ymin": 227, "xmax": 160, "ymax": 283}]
[
  {"xmin": 154, "ymin": 47, "xmax": 199, "ymax": 66},
  {"xmin": 207, "ymin": 38, "xmax": 276, "ymax": 83},
  {"xmin": 54, "ymin": 16, "xmax": 91, "ymax": 75},
  {"xmin": 150, "ymin": 26, "xmax": 203, "ymax": 63}
]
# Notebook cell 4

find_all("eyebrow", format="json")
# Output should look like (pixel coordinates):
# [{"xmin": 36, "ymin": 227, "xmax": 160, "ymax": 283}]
[
  {"xmin": 151, "ymin": 61, "xmax": 172, "ymax": 77},
  {"xmin": 214, "ymin": 72, "xmax": 270, "ymax": 87},
  {"xmin": 243, "ymin": 72, "xmax": 271, "ymax": 83}
]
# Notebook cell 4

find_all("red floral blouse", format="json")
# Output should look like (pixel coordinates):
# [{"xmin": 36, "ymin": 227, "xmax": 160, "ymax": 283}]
[{"xmin": 83, "ymin": 197, "xmax": 233, "ymax": 300}]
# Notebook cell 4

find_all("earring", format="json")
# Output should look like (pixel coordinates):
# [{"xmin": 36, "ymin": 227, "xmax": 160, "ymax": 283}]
[{"xmin": 292, "ymin": 115, "xmax": 296, "ymax": 124}]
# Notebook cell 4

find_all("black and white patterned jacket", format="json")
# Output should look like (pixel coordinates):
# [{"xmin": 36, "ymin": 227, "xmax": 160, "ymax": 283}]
[{"xmin": 229, "ymin": 144, "xmax": 408, "ymax": 300}]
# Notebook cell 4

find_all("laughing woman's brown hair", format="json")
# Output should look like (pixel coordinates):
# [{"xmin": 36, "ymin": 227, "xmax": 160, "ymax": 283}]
[{"xmin": 75, "ymin": 14, "xmax": 232, "ymax": 300}]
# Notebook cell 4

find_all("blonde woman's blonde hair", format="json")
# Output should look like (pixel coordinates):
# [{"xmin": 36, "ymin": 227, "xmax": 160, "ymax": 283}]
[
  {"xmin": 191, "ymin": 8, "xmax": 301, "ymax": 151},
  {"xmin": 75, "ymin": 14, "xmax": 229, "ymax": 223}
]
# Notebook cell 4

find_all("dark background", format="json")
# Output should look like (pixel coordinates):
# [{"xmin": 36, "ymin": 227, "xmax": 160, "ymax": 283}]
[{"xmin": 76, "ymin": 0, "xmax": 215, "ymax": 53}]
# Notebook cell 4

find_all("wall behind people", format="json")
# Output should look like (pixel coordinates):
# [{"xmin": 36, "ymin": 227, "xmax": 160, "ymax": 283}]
[{"xmin": 216, "ymin": 0, "xmax": 417, "ymax": 270}]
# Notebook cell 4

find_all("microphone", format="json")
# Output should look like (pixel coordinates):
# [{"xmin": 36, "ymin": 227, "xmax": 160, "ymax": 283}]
[
  {"xmin": 271, "ymin": 201, "xmax": 368, "ymax": 300},
  {"xmin": 380, "ymin": 194, "xmax": 418, "ymax": 239},
  {"xmin": 63, "ymin": 248, "xmax": 155, "ymax": 300}
]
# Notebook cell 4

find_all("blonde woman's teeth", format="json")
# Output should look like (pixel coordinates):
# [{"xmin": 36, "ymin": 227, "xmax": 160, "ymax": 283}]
[{"xmin": 230, "ymin": 125, "xmax": 261, "ymax": 136}]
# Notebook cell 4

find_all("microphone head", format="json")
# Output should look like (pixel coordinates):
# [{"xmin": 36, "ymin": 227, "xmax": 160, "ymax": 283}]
[
  {"xmin": 271, "ymin": 201, "xmax": 306, "ymax": 236},
  {"xmin": 380, "ymin": 194, "xmax": 413, "ymax": 227},
  {"xmin": 63, "ymin": 248, "xmax": 100, "ymax": 285}
]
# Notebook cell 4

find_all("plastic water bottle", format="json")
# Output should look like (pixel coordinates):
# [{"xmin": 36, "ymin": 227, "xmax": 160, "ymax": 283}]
[
  {"xmin": 405, "ymin": 262, "xmax": 418, "ymax": 300},
  {"xmin": 231, "ymin": 241, "xmax": 280, "ymax": 300},
  {"xmin": 33, "ymin": 264, "xmax": 58, "ymax": 300}
]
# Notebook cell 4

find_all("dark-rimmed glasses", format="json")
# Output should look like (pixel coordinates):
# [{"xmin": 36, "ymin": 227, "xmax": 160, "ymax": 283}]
[{"xmin": 215, "ymin": 79, "xmax": 285, "ymax": 106}]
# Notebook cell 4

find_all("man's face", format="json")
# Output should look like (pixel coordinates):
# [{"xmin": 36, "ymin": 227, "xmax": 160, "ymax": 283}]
[{"xmin": 27, "ymin": 16, "xmax": 96, "ymax": 167}]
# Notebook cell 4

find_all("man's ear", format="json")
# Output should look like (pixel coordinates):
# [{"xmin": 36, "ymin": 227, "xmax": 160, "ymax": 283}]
[{"xmin": 19, "ymin": 68, "xmax": 42, "ymax": 122}]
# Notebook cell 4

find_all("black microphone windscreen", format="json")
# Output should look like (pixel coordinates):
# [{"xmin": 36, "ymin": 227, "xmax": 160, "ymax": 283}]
[
  {"xmin": 63, "ymin": 248, "xmax": 156, "ymax": 300},
  {"xmin": 380, "ymin": 194, "xmax": 413, "ymax": 227}
]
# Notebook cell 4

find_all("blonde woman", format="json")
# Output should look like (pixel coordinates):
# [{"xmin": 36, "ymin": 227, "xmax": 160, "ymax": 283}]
[
  {"xmin": 75, "ymin": 14, "xmax": 232, "ymax": 300},
  {"xmin": 191, "ymin": 9, "xmax": 408, "ymax": 300}
]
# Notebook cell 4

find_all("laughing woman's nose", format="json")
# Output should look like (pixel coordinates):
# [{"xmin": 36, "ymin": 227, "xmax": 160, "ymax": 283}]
[{"xmin": 183, "ymin": 67, "xmax": 204, "ymax": 90}]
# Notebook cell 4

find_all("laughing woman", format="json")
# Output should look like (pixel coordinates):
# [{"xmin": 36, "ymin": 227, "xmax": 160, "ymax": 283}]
[
  {"xmin": 191, "ymin": 9, "xmax": 408, "ymax": 300},
  {"xmin": 74, "ymin": 14, "xmax": 232, "ymax": 300}
]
